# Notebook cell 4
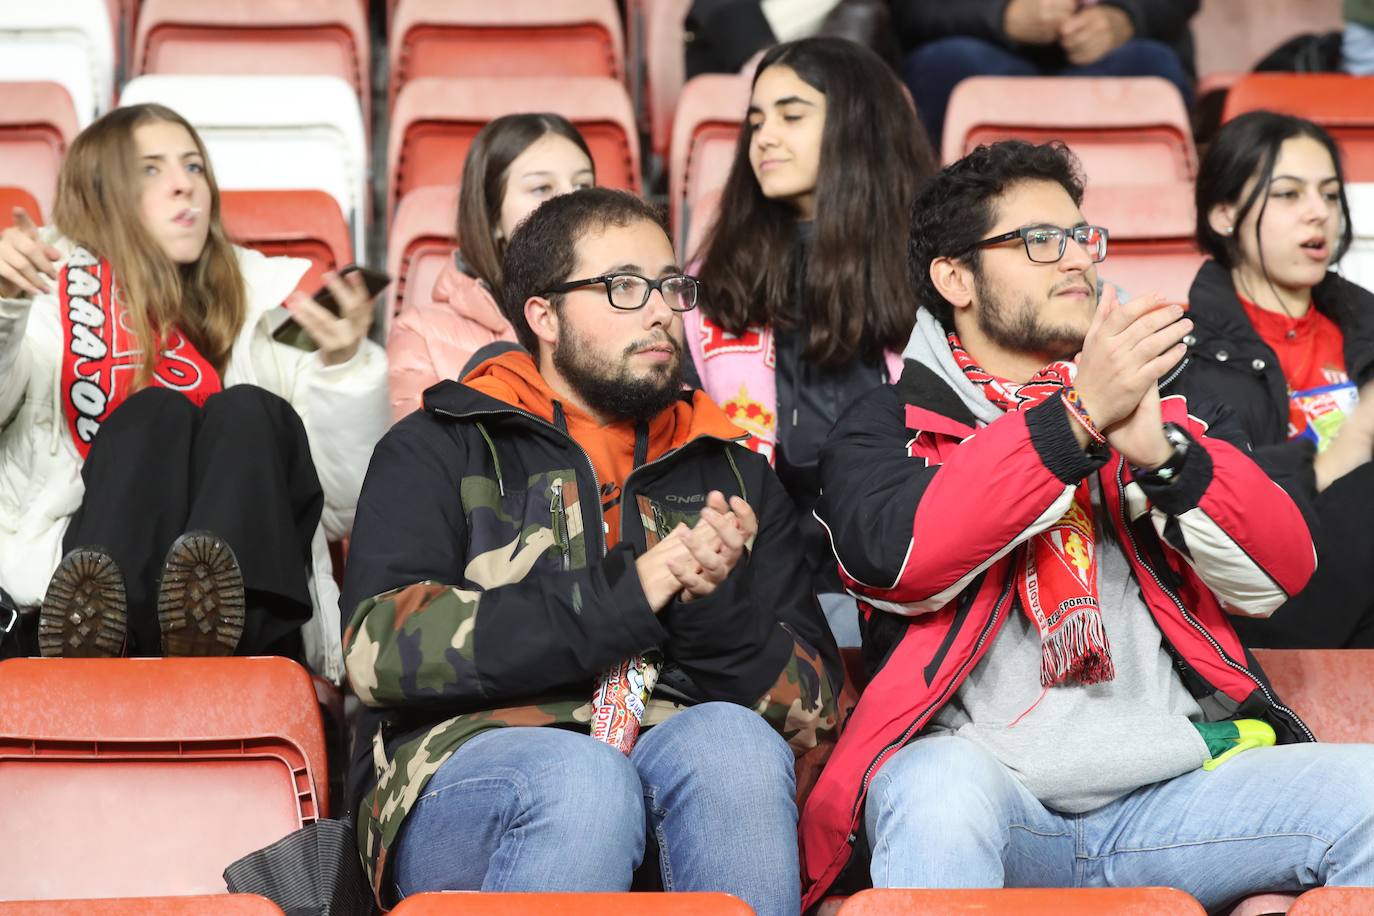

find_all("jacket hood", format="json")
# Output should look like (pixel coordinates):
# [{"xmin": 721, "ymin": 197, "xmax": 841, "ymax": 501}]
[
  {"xmin": 901, "ymin": 309, "xmax": 1005, "ymax": 426},
  {"xmin": 432, "ymin": 251, "xmax": 510, "ymax": 335},
  {"xmin": 426, "ymin": 348, "xmax": 747, "ymax": 447}
]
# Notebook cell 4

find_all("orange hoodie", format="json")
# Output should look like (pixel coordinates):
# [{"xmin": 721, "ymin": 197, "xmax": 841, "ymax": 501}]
[{"xmin": 464, "ymin": 349, "xmax": 744, "ymax": 545}]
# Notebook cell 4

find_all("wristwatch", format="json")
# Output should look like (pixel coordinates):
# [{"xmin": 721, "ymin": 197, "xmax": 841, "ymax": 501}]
[{"xmin": 1133, "ymin": 422, "xmax": 1190, "ymax": 484}]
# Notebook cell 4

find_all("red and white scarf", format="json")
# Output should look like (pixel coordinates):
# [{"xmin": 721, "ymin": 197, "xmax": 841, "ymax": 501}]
[
  {"xmin": 948, "ymin": 332, "xmax": 1115, "ymax": 687},
  {"xmin": 59, "ymin": 246, "xmax": 222, "ymax": 459}
]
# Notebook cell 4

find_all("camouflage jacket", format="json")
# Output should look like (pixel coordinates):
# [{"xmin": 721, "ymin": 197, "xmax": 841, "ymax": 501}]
[{"xmin": 339, "ymin": 378, "xmax": 846, "ymax": 905}]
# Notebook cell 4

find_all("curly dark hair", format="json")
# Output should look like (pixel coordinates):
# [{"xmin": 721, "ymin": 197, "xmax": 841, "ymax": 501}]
[
  {"xmin": 501, "ymin": 187, "xmax": 668, "ymax": 353},
  {"xmin": 909, "ymin": 140, "xmax": 1085, "ymax": 328}
]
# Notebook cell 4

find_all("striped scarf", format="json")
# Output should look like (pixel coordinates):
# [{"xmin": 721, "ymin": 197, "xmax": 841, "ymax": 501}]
[{"xmin": 949, "ymin": 332, "xmax": 1115, "ymax": 687}]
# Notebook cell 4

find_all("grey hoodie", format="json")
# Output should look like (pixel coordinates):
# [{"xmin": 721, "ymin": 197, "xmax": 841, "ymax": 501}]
[{"xmin": 903, "ymin": 311, "xmax": 1209, "ymax": 813}]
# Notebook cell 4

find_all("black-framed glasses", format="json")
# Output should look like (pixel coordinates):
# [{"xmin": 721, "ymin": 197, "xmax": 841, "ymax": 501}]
[
  {"xmin": 543, "ymin": 273, "xmax": 701, "ymax": 312},
  {"xmin": 968, "ymin": 225, "xmax": 1109, "ymax": 264}
]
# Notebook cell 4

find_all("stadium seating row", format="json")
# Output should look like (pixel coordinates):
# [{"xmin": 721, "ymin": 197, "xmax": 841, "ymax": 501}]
[{"xmin": 0, "ymin": 650, "xmax": 1370, "ymax": 905}]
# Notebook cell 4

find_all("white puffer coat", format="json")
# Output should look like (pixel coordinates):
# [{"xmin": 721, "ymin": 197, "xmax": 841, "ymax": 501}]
[{"xmin": 0, "ymin": 235, "xmax": 389, "ymax": 681}]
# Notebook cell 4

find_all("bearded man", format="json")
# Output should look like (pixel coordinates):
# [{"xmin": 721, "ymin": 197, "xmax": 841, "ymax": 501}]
[
  {"xmin": 340, "ymin": 188, "xmax": 842, "ymax": 916},
  {"xmin": 798, "ymin": 140, "xmax": 1374, "ymax": 911}
]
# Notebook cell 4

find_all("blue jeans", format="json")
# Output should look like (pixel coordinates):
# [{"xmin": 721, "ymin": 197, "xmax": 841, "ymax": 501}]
[
  {"xmin": 392, "ymin": 702, "xmax": 800, "ymax": 916},
  {"xmin": 902, "ymin": 36, "xmax": 1194, "ymax": 147},
  {"xmin": 866, "ymin": 735, "xmax": 1374, "ymax": 911}
]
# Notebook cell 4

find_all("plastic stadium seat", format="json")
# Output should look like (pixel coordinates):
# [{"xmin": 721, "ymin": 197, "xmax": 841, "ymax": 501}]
[
  {"xmin": 389, "ymin": 0, "xmax": 624, "ymax": 111},
  {"xmin": 385, "ymin": 184, "xmax": 459, "ymax": 337},
  {"xmin": 387, "ymin": 76, "xmax": 641, "ymax": 220},
  {"xmin": 1252, "ymin": 650, "xmax": 1374, "ymax": 743},
  {"xmin": 634, "ymin": 0, "xmax": 692, "ymax": 160},
  {"xmin": 390, "ymin": 892, "xmax": 755, "ymax": 914},
  {"xmin": 1081, "ymin": 183, "xmax": 1204, "ymax": 303},
  {"xmin": 0, "ymin": 187, "xmax": 43, "ymax": 227},
  {"xmin": 669, "ymin": 74, "xmax": 749, "ymax": 254},
  {"xmin": 837, "ymin": 888, "xmax": 1205, "ymax": 914},
  {"xmin": 119, "ymin": 74, "xmax": 369, "ymax": 263},
  {"xmin": 1288, "ymin": 887, "xmax": 1374, "ymax": 914},
  {"xmin": 1221, "ymin": 74, "xmax": 1374, "ymax": 183},
  {"xmin": 0, "ymin": 895, "xmax": 285, "ymax": 914},
  {"xmin": 942, "ymin": 77, "xmax": 1197, "ymax": 185},
  {"xmin": 0, "ymin": 657, "xmax": 327, "ymax": 900},
  {"xmin": 1193, "ymin": 0, "xmax": 1344, "ymax": 79},
  {"xmin": 132, "ymin": 0, "xmax": 370, "ymax": 124},
  {"xmin": 221, "ymin": 189, "xmax": 354, "ymax": 298},
  {"xmin": 1340, "ymin": 183, "xmax": 1374, "ymax": 293},
  {"xmin": 684, "ymin": 187, "xmax": 722, "ymax": 265},
  {"xmin": 0, "ymin": 82, "xmax": 80, "ymax": 221},
  {"xmin": 0, "ymin": 0, "xmax": 116, "ymax": 126}
]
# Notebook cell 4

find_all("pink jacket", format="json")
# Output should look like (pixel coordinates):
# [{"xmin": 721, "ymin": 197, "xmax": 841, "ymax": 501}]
[
  {"xmin": 683, "ymin": 307, "xmax": 905, "ymax": 463},
  {"xmin": 386, "ymin": 252, "xmax": 518, "ymax": 422}
]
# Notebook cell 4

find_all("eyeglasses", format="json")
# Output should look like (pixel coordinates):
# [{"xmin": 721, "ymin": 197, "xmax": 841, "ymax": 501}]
[
  {"xmin": 543, "ymin": 273, "xmax": 701, "ymax": 312},
  {"xmin": 967, "ymin": 225, "xmax": 1109, "ymax": 264}
]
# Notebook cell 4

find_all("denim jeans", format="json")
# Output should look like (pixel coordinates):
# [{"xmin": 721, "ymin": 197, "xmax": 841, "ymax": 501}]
[
  {"xmin": 392, "ymin": 701, "xmax": 801, "ymax": 916},
  {"xmin": 1346, "ymin": 22, "xmax": 1374, "ymax": 75},
  {"xmin": 866, "ymin": 734, "xmax": 1374, "ymax": 911},
  {"xmin": 902, "ymin": 36, "xmax": 1194, "ymax": 147}
]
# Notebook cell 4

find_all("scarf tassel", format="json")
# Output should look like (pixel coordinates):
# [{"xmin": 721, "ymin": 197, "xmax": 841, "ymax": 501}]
[{"xmin": 1039, "ymin": 607, "xmax": 1116, "ymax": 687}]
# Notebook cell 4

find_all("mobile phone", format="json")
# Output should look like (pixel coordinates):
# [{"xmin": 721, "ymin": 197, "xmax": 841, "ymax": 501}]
[
  {"xmin": 271, "ymin": 264, "xmax": 392, "ymax": 345},
  {"xmin": 313, "ymin": 264, "xmax": 391, "ymax": 316}
]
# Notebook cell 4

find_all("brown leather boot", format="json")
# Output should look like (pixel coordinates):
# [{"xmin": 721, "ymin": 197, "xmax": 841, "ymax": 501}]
[
  {"xmin": 38, "ymin": 547, "xmax": 128, "ymax": 657},
  {"xmin": 157, "ymin": 531, "xmax": 245, "ymax": 656}
]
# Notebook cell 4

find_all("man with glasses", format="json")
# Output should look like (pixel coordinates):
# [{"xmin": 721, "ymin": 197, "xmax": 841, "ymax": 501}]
[
  {"xmin": 340, "ymin": 187, "xmax": 842, "ymax": 914},
  {"xmin": 799, "ymin": 141, "xmax": 1374, "ymax": 909}
]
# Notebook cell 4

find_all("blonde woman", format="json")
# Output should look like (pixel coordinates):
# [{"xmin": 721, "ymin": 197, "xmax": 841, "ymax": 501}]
[{"xmin": 0, "ymin": 104, "xmax": 388, "ymax": 672}]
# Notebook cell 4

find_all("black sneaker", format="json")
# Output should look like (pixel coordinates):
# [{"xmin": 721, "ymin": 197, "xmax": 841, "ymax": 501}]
[
  {"xmin": 38, "ymin": 547, "xmax": 128, "ymax": 657},
  {"xmin": 157, "ymin": 531, "xmax": 245, "ymax": 656}
]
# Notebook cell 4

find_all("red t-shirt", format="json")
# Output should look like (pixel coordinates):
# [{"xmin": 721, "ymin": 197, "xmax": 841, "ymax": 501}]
[{"xmin": 1237, "ymin": 293, "xmax": 1350, "ymax": 442}]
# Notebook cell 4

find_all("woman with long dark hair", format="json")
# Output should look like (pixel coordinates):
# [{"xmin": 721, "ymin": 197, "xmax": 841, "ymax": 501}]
[
  {"xmin": 686, "ymin": 36, "xmax": 936, "ymax": 642},
  {"xmin": 0, "ymin": 104, "xmax": 388, "ymax": 668},
  {"xmin": 1186, "ymin": 110, "xmax": 1374, "ymax": 648},
  {"xmin": 387, "ymin": 114, "xmax": 594, "ymax": 420}
]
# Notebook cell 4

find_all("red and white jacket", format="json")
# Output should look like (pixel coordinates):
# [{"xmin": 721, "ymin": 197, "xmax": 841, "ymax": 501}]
[{"xmin": 799, "ymin": 357, "xmax": 1318, "ymax": 908}]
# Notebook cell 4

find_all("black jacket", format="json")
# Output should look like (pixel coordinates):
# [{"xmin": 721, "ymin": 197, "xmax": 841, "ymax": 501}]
[
  {"xmin": 339, "ymin": 374, "xmax": 845, "ymax": 822},
  {"xmin": 892, "ymin": 0, "xmax": 1199, "ymax": 74},
  {"xmin": 1180, "ymin": 260, "xmax": 1374, "ymax": 648}
]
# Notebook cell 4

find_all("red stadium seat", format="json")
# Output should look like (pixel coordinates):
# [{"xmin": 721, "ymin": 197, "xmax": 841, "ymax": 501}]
[
  {"xmin": 388, "ymin": 0, "xmax": 625, "ymax": 111},
  {"xmin": 837, "ymin": 888, "xmax": 1205, "ymax": 914},
  {"xmin": 1288, "ymin": 887, "xmax": 1374, "ymax": 914},
  {"xmin": 1082, "ymin": 183, "xmax": 1204, "ymax": 304},
  {"xmin": 669, "ymin": 74, "xmax": 749, "ymax": 254},
  {"xmin": 385, "ymin": 185, "xmax": 459, "ymax": 337},
  {"xmin": 1221, "ymin": 74, "xmax": 1374, "ymax": 182},
  {"xmin": 131, "ymin": 0, "xmax": 371, "ymax": 125},
  {"xmin": 684, "ymin": 187, "xmax": 722, "ymax": 265},
  {"xmin": 0, "ymin": 896, "xmax": 285, "ymax": 914},
  {"xmin": 1194, "ymin": 0, "xmax": 1344, "ymax": 79},
  {"xmin": 390, "ymin": 892, "xmax": 754, "ymax": 914},
  {"xmin": 221, "ymin": 189, "xmax": 354, "ymax": 298},
  {"xmin": 0, "ymin": 657, "xmax": 327, "ymax": 900},
  {"xmin": 1252, "ymin": 649, "xmax": 1374, "ymax": 743},
  {"xmin": 636, "ymin": 0, "xmax": 693, "ymax": 160},
  {"xmin": 387, "ymin": 76, "xmax": 641, "ymax": 221},
  {"xmin": 942, "ymin": 77, "xmax": 1197, "ymax": 185},
  {"xmin": 0, "ymin": 187, "xmax": 44, "ymax": 228},
  {"xmin": 0, "ymin": 82, "xmax": 80, "ymax": 222}
]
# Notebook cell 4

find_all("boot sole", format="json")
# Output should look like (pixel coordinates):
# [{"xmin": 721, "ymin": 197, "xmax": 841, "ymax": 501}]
[
  {"xmin": 157, "ymin": 532, "xmax": 245, "ymax": 656},
  {"xmin": 39, "ymin": 548, "xmax": 127, "ymax": 657}
]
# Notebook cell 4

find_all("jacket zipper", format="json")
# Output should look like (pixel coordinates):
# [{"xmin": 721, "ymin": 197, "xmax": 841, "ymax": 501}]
[
  {"xmin": 434, "ymin": 405, "xmax": 748, "ymax": 557},
  {"xmin": 649, "ymin": 503, "xmax": 671, "ymax": 544},
  {"xmin": 1110, "ymin": 460, "xmax": 1314, "ymax": 741},
  {"xmin": 550, "ymin": 478, "xmax": 572, "ymax": 571},
  {"xmin": 846, "ymin": 569, "xmax": 1017, "ymax": 835},
  {"xmin": 619, "ymin": 434, "xmax": 748, "ymax": 544},
  {"xmin": 434, "ymin": 405, "xmax": 607, "ymax": 559}
]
